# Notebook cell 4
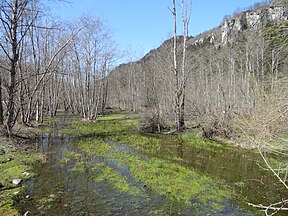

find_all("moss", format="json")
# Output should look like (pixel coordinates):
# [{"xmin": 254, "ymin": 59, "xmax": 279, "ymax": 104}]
[
  {"xmin": 57, "ymin": 113, "xmax": 231, "ymax": 210},
  {"xmin": 77, "ymin": 139, "xmax": 111, "ymax": 157},
  {"xmin": 121, "ymin": 154, "xmax": 230, "ymax": 206},
  {"xmin": 0, "ymin": 208, "xmax": 19, "ymax": 216},
  {"xmin": 92, "ymin": 164, "xmax": 141, "ymax": 196},
  {"xmin": 0, "ymin": 152, "xmax": 37, "ymax": 187},
  {"xmin": 0, "ymin": 187, "xmax": 22, "ymax": 216},
  {"xmin": 0, "ymin": 140, "xmax": 39, "ymax": 215}
]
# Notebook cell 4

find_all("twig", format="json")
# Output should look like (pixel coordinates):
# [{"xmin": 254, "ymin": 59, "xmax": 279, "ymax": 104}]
[
  {"xmin": 248, "ymin": 146, "xmax": 288, "ymax": 215},
  {"xmin": 258, "ymin": 146, "xmax": 288, "ymax": 190},
  {"xmin": 247, "ymin": 200, "xmax": 288, "ymax": 211}
]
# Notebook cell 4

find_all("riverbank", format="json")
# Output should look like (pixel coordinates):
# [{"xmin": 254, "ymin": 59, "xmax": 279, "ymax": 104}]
[
  {"xmin": 1, "ymin": 112, "xmax": 287, "ymax": 215},
  {"xmin": 0, "ymin": 123, "xmax": 50, "ymax": 215}
]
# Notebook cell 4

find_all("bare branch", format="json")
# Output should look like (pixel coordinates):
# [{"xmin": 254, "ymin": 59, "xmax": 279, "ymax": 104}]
[
  {"xmin": 248, "ymin": 200, "xmax": 288, "ymax": 215},
  {"xmin": 258, "ymin": 146, "xmax": 288, "ymax": 190}
]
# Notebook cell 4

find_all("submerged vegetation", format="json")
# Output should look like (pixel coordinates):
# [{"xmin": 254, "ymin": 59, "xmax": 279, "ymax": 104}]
[
  {"xmin": 0, "ymin": 111, "xmax": 285, "ymax": 215},
  {"xmin": 60, "ymin": 113, "xmax": 231, "ymax": 210}
]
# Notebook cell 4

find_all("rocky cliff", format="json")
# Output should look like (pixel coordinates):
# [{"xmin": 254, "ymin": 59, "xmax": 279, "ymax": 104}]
[{"xmin": 190, "ymin": 2, "xmax": 288, "ymax": 47}]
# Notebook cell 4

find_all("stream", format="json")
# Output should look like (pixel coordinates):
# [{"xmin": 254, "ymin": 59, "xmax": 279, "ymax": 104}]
[{"xmin": 16, "ymin": 114, "xmax": 288, "ymax": 215}]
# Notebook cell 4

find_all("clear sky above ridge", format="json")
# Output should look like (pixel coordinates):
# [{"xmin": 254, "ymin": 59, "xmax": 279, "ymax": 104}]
[{"xmin": 50, "ymin": 0, "xmax": 262, "ymax": 60}]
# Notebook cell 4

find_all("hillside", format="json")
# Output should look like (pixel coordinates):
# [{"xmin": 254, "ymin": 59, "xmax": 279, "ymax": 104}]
[{"xmin": 106, "ymin": 0, "xmax": 288, "ymax": 145}]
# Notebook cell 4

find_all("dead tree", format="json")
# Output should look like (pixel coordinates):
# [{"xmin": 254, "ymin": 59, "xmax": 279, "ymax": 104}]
[{"xmin": 171, "ymin": 0, "xmax": 192, "ymax": 132}]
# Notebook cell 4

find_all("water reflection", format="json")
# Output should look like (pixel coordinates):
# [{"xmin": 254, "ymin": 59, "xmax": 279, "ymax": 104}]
[{"xmin": 17, "ymin": 115, "xmax": 287, "ymax": 215}]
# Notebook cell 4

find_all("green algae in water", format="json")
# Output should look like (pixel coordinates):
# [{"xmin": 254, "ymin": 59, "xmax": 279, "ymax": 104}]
[
  {"xmin": 77, "ymin": 139, "xmax": 111, "ymax": 157},
  {"xmin": 58, "ymin": 145, "xmax": 142, "ymax": 197},
  {"xmin": 62, "ymin": 139, "xmax": 231, "ymax": 210},
  {"xmin": 180, "ymin": 132, "xmax": 228, "ymax": 152},
  {"xmin": 0, "ymin": 187, "xmax": 22, "ymax": 214},
  {"xmin": 31, "ymin": 112, "xmax": 286, "ymax": 215},
  {"xmin": 58, "ymin": 116, "xmax": 232, "ymax": 210},
  {"xmin": 91, "ymin": 164, "xmax": 141, "ymax": 196},
  {"xmin": 118, "ymin": 153, "xmax": 230, "ymax": 208}
]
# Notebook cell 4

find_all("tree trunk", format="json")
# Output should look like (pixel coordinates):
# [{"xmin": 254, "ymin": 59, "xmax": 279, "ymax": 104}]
[
  {"xmin": 6, "ymin": 0, "xmax": 19, "ymax": 134},
  {"xmin": 172, "ymin": 0, "xmax": 181, "ymax": 132},
  {"xmin": 0, "ymin": 72, "xmax": 3, "ymax": 126},
  {"xmin": 172, "ymin": 0, "xmax": 190, "ymax": 132}
]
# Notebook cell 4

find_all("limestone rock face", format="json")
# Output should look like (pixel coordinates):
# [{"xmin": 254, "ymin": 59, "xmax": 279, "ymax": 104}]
[
  {"xmin": 191, "ymin": 3, "xmax": 288, "ymax": 47},
  {"xmin": 221, "ymin": 5, "xmax": 287, "ymax": 44}
]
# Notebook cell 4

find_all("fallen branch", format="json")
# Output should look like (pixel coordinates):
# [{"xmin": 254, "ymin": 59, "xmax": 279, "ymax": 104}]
[
  {"xmin": 248, "ymin": 200, "xmax": 288, "ymax": 216},
  {"xmin": 258, "ymin": 146, "xmax": 288, "ymax": 190},
  {"xmin": 248, "ymin": 146, "xmax": 288, "ymax": 215}
]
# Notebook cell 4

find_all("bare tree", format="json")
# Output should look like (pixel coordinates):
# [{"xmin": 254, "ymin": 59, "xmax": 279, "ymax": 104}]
[
  {"xmin": 171, "ymin": 0, "xmax": 192, "ymax": 132},
  {"xmin": 0, "ymin": 71, "xmax": 3, "ymax": 126},
  {"xmin": 0, "ymin": 0, "xmax": 39, "ymax": 135},
  {"xmin": 59, "ymin": 16, "xmax": 117, "ymax": 120}
]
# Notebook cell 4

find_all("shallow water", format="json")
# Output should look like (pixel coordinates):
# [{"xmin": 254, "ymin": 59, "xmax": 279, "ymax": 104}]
[{"xmin": 17, "ymin": 115, "xmax": 287, "ymax": 215}]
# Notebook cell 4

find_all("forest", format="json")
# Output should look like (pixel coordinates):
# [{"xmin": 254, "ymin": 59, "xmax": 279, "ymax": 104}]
[{"xmin": 0, "ymin": 0, "xmax": 287, "ymax": 215}]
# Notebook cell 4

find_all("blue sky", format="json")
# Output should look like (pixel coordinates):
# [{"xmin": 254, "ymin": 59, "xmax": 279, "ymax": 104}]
[{"xmin": 50, "ymin": 0, "xmax": 261, "ymax": 58}]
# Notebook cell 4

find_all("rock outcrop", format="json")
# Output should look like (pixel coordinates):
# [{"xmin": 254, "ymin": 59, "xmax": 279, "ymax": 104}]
[
  {"xmin": 190, "ymin": 2, "xmax": 288, "ymax": 46},
  {"xmin": 221, "ymin": 5, "xmax": 287, "ymax": 44}
]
